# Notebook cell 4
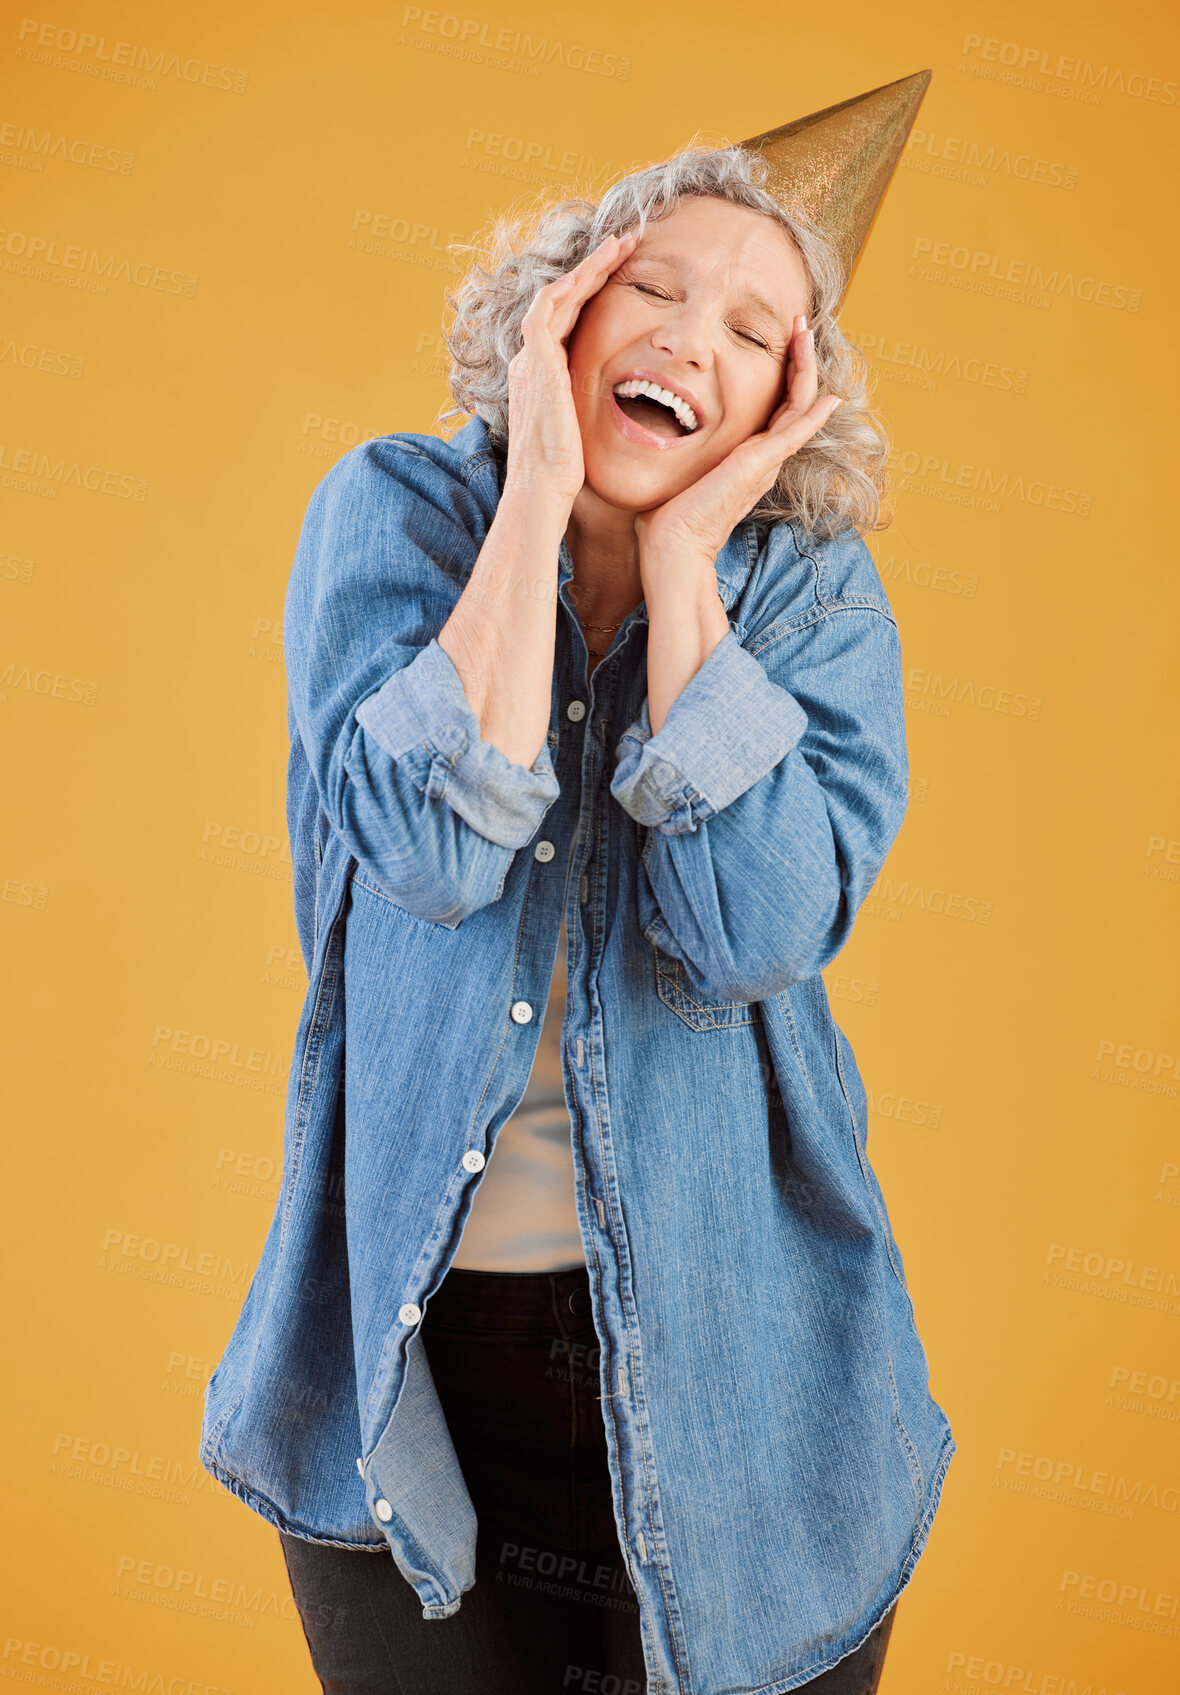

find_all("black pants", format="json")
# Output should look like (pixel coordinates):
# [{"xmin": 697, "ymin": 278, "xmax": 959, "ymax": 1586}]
[{"xmin": 279, "ymin": 1264, "xmax": 897, "ymax": 1694}]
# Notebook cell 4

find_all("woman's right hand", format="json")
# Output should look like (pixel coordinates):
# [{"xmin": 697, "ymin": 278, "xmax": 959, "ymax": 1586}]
[{"xmin": 503, "ymin": 230, "xmax": 638, "ymax": 508}]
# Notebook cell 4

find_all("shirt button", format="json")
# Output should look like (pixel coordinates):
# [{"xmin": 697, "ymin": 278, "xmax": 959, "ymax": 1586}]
[
  {"xmin": 356, "ymin": 1457, "xmax": 365, "ymax": 1478},
  {"xmin": 374, "ymin": 1498, "xmax": 394, "ymax": 1522},
  {"xmin": 534, "ymin": 840, "xmax": 555, "ymax": 861},
  {"xmin": 566, "ymin": 700, "xmax": 586, "ymax": 722},
  {"xmin": 510, "ymin": 1000, "xmax": 533, "ymax": 1024},
  {"xmin": 462, "ymin": 1149, "xmax": 485, "ymax": 1173},
  {"xmin": 398, "ymin": 1302, "xmax": 421, "ymax": 1325}
]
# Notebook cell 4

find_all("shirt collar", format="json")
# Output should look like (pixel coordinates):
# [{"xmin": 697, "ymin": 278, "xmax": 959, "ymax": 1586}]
[{"xmin": 452, "ymin": 414, "xmax": 760, "ymax": 619}]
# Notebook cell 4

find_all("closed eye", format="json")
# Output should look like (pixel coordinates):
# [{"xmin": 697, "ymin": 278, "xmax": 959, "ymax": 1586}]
[{"xmin": 627, "ymin": 281, "xmax": 770, "ymax": 351}]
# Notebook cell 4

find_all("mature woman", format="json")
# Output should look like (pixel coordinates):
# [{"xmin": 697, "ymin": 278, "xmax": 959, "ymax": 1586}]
[{"xmin": 200, "ymin": 139, "xmax": 955, "ymax": 1695}]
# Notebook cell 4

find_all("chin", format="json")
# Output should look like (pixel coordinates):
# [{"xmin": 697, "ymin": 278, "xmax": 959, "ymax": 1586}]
[{"xmin": 580, "ymin": 446, "xmax": 698, "ymax": 514}]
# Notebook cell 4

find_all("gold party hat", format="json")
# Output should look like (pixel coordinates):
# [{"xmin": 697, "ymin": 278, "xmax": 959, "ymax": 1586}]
[{"xmin": 738, "ymin": 70, "xmax": 932, "ymax": 296}]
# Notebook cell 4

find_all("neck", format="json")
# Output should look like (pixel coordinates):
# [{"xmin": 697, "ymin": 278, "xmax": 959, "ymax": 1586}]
[{"xmin": 564, "ymin": 483, "xmax": 644, "ymax": 627}]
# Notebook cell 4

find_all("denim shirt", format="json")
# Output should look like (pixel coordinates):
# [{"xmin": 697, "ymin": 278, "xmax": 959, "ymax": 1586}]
[{"xmin": 199, "ymin": 416, "xmax": 957, "ymax": 1694}]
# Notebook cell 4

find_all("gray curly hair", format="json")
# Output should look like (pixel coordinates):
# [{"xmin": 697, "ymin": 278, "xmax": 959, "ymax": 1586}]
[{"xmin": 436, "ymin": 139, "xmax": 892, "ymax": 540}]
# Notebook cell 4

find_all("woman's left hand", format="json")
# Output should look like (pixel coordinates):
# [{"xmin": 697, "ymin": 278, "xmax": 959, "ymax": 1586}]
[{"xmin": 634, "ymin": 315, "xmax": 842, "ymax": 575}]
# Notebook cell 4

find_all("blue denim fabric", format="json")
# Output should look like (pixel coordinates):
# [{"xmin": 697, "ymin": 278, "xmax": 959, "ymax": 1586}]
[{"xmin": 199, "ymin": 416, "xmax": 957, "ymax": 1695}]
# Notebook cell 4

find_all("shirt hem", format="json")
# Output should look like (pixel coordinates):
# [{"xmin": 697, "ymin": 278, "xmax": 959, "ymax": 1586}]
[
  {"xmin": 201, "ymin": 1450, "xmax": 388, "ymax": 1551},
  {"xmin": 203, "ymin": 1450, "xmax": 475, "ymax": 1619},
  {"xmin": 203, "ymin": 1422, "xmax": 956, "ymax": 1676},
  {"xmin": 723, "ymin": 1424, "xmax": 958, "ymax": 1695}
]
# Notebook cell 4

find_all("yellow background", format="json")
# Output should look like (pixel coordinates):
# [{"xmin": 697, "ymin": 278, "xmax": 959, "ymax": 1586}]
[{"xmin": 3, "ymin": 1, "xmax": 1178, "ymax": 1690}]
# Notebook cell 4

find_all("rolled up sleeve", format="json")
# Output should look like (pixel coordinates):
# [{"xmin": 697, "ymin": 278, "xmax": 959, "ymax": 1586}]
[
  {"xmin": 356, "ymin": 638, "xmax": 560, "ymax": 851},
  {"xmin": 607, "ymin": 578, "xmax": 907, "ymax": 1004},
  {"xmin": 286, "ymin": 436, "xmax": 561, "ymax": 927},
  {"xmin": 609, "ymin": 628, "xmax": 808, "ymax": 836}
]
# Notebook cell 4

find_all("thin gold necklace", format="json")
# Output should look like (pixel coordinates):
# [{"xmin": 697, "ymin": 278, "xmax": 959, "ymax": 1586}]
[{"xmin": 581, "ymin": 618, "xmax": 622, "ymax": 658}]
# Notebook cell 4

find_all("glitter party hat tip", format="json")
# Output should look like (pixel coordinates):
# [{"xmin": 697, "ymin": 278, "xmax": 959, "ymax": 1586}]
[{"xmin": 738, "ymin": 70, "xmax": 932, "ymax": 296}]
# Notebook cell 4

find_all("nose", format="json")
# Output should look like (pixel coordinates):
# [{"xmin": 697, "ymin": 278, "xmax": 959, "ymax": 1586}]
[{"xmin": 649, "ymin": 301, "xmax": 715, "ymax": 372}]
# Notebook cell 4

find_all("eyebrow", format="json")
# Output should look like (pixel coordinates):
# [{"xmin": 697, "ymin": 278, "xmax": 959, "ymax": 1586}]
[{"xmin": 629, "ymin": 251, "xmax": 790, "ymax": 330}]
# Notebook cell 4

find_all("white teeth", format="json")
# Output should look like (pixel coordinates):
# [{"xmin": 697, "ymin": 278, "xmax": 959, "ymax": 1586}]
[{"xmin": 612, "ymin": 378, "xmax": 698, "ymax": 433}]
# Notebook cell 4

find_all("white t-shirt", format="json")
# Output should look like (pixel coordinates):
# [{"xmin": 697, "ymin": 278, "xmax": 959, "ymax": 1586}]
[{"xmin": 451, "ymin": 913, "xmax": 585, "ymax": 1271}]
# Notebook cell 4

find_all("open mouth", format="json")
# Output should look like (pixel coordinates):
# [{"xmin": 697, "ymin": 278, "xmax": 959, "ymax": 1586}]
[{"xmin": 611, "ymin": 378, "xmax": 699, "ymax": 441}]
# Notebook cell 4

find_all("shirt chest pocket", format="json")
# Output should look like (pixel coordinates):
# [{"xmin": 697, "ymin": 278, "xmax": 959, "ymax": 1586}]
[
  {"xmin": 636, "ymin": 827, "xmax": 757, "ymax": 1032},
  {"xmin": 647, "ymin": 934, "xmax": 758, "ymax": 1032},
  {"xmin": 349, "ymin": 871, "xmax": 464, "ymax": 932}
]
